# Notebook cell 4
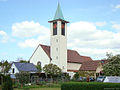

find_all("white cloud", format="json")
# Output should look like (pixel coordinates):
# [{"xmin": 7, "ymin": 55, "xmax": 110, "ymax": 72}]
[
  {"xmin": 14, "ymin": 21, "xmax": 49, "ymax": 48},
  {"xmin": 17, "ymin": 21, "xmax": 120, "ymax": 60},
  {"xmin": 72, "ymin": 48, "xmax": 118, "ymax": 59},
  {"xmin": 0, "ymin": 30, "xmax": 8, "ymax": 43},
  {"xmin": 12, "ymin": 21, "xmax": 49, "ymax": 37},
  {"xmin": 18, "ymin": 39, "xmax": 40, "ymax": 48},
  {"xmin": 68, "ymin": 21, "xmax": 120, "ymax": 59},
  {"xmin": 115, "ymin": 4, "xmax": 120, "ymax": 9},
  {"xmin": 95, "ymin": 21, "xmax": 106, "ymax": 27},
  {"xmin": 18, "ymin": 34, "xmax": 49, "ymax": 48},
  {"xmin": 112, "ymin": 24, "xmax": 120, "ymax": 31}
]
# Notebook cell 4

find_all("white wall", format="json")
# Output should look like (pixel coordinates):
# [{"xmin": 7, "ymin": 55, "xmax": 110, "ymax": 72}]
[
  {"xmin": 67, "ymin": 62, "xmax": 82, "ymax": 71},
  {"xmin": 67, "ymin": 71, "xmax": 75, "ymax": 79},
  {"xmin": 9, "ymin": 63, "xmax": 19, "ymax": 74},
  {"xmin": 96, "ymin": 64, "xmax": 103, "ymax": 73},
  {"xmin": 29, "ymin": 45, "xmax": 50, "ymax": 68},
  {"xmin": 50, "ymin": 21, "xmax": 67, "ymax": 72}
]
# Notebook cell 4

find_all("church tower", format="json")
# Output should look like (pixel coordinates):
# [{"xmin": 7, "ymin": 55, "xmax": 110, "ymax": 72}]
[{"xmin": 48, "ymin": 3, "xmax": 69, "ymax": 72}]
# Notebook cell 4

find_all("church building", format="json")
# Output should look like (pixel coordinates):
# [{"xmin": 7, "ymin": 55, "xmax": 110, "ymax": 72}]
[{"xmin": 29, "ymin": 3, "xmax": 103, "ymax": 78}]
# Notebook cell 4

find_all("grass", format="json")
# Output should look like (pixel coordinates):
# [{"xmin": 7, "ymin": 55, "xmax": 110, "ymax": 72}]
[
  {"xmin": 14, "ymin": 88, "xmax": 61, "ymax": 90},
  {"xmin": 13, "ymin": 83, "xmax": 61, "ymax": 90}
]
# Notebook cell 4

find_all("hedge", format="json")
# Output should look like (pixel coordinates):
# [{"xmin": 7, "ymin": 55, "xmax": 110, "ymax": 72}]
[
  {"xmin": 2, "ymin": 75, "xmax": 13, "ymax": 90},
  {"xmin": 61, "ymin": 82, "xmax": 120, "ymax": 90}
]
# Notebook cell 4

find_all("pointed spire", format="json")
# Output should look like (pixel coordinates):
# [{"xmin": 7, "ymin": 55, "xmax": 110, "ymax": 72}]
[{"xmin": 54, "ymin": 2, "xmax": 64, "ymax": 20}]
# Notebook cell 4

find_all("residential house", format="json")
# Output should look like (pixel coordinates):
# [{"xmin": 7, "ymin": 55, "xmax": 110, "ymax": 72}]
[
  {"xmin": 79, "ymin": 60, "xmax": 108, "ymax": 78},
  {"xmin": 9, "ymin": 62, "xmax": 38, "ymax": 75}
]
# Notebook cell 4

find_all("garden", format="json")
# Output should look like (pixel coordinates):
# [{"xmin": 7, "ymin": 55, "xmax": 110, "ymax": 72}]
[{"xmin": 0, "ymin": 54, "xmax": 120, "ymax": 90}]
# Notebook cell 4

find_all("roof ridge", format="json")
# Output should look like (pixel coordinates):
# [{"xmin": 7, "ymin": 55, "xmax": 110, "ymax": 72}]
[
  {"xmin": 81, "ymin": 56, "xmax": 90, "ymax": 58},
  {"xmin": 39, "ymin": 44, "xmax": 50, "ymax": 47},
  {"xmin": 39, "ymin": 44, "xmax": 78, "ymax": 51}
]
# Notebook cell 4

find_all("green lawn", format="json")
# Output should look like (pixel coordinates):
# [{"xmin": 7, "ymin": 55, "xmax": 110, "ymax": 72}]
[
  {"xmin": 14, "ymin": 88, "xmax": 61, "ymax": 90},
  {"xmin": 13, "ymin": 83, "xmax": 61, "ymax": 90}
]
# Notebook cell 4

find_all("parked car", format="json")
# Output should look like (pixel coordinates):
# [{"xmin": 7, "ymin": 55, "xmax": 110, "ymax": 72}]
[
  {"xmin": 89, "ymin": 77, "xmax": 95, "ymax": 81},
  {"xmin": 96, "ymin": 76, "xmax": 105, "ymax": 82},
  {"xmin": 78, "ymin": 77, "xmax": 86, "ymax": 81},
  {"xmin": 78, "ymin": 77, "xmax": 83, "ymax": 81},
  {"xmin": 78, "ymin": 77, "xmax": 95, "ymax": 82}
]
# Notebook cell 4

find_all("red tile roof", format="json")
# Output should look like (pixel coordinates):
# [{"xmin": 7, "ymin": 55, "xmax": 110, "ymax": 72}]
[
  {"xmin": 67, "ymin": 50, "xmax": 92, "ymax": 63},
  {"xmin": 79, "ymin": 60, "xmax": 108, "ymax": 71},
  {"xmin": 80, "ymin": 61, "xmax": 100, "ymax": 71},
  {"xmin": 67, "ymin": 69, "xmax": 79, "ymax": 72},
  {"xmin": 39, "ymin": 44, "xmax": 92, "ymax": 63},
  {"xmin": 40, "ymin": 44, "xmax": 51, "ymax": 59}
]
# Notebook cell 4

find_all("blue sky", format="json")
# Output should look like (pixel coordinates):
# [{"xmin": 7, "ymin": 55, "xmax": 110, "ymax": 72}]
[{"xmin": 0, "ymin": 0, "xmax": 120, "ymax": 62}]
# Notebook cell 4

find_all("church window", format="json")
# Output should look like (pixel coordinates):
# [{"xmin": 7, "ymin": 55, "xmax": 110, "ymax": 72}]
[
  {"xmin": 56, "ymin": 56, "xmax": 58, "ymax": 59},
  {"xmin": 61, "ymin": 22, "xmax": 65, "ymax": 36},
  {"xmin": 37, "ymin": 61, "xmax": 41, "ymax": 66},
  {"xmin": 56, "ymin": 48, "xmax": 58, "ymax": 51},
  {"xmin": 56, "ymin": 39, "xmax": 58, "ymax": 42},
  {"xmin": 53, "ymin": 22, "xmax": 57, "ymax": 35}
]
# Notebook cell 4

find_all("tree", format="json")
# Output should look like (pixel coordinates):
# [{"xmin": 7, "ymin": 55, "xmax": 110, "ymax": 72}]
[
  {"xmin": 73, "ymin": 72, "xmax": 79, "ymax": 80},
  {"xmin": 79, "ymin": 71, "xmax": 94, "ymax": 77},
  {"xmin": 19, "ymin": 60, "xmax": 28, "ymax": 63},
  {"xmin": 2, "ymin": 75, "xmax": 13, "ymax": 90},
  {"xmin": 36, "ymin": 61, "xmax": 42, "ymax": 73},
  {"xmin": 17, "ymin": 57, "xmax": 28, "ymax": 63},
  {"xmin": 0, "ymin": 60, "xmax": 11, "ymax": 75},
  {"xmin": 15, "ymin": 72, "xmax": 30, "ymax": 87},
  {"xmin": 0, "ymin": 62, "xmax": 2, "ymax": 66},
  {"xmin": 43, "ymin": 64, "xmax": 62, "ymax": 81},
  {"xmin": 103, "ymin": 54, "xmax": 120, "ymax": 76}
]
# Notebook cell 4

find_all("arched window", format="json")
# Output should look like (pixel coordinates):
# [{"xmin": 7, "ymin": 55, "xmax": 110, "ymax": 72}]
[{"xmin": 37, "ymin": 61, "xmax": 41, "ymax": 66}]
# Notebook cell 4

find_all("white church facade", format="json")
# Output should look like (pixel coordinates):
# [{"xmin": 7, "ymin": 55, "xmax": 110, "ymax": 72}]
[{"xmin": 29, "ymin": 3, "xmax": 93, "ymax": 77}]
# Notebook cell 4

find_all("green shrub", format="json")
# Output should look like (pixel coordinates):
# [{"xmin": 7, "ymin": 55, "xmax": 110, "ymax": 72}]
[
  {"xmin": 2, "ymin": 75, "xmax": 13, "ymax": 90},
  {"xmin": 61, "ymin": 82, "xmax": 120, "ymax": 90},
  {"xmin": 15, "ymin": 72, "xmax": 30, "ymax": 86},
  {"xmin": 36, "ymin": 81, "xmax": 46, "ymax": 86},
  {"xmin": 13, "ymin": 82, "xmax": 21, "ymax": 88}
]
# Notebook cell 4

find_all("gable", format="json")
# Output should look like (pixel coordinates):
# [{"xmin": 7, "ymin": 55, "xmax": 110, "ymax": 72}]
[
  {"xmin": 9, "ymin": 63, "xmax": 19, "ymax": 74},
  {"xmin": 30, "ymin": 44, "xmax": 93, "ymax": 64},
  {"xmin": 29, "ymin": 44, "xmax": 50, "ymax": 66}
]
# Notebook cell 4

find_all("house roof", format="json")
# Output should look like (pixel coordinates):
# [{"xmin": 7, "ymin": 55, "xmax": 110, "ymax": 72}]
[
  {"xmin": 39, "ymin": 44, "xmax": 92, "ymax": 63},
  {"xmin": 40, "ymin": 44, "xmax": 51, "ymax": 59},
  {"xmin": 13, "ymin": 62, "xmax": 38, "ymax": 72},
  {"xmin": 80, "ymin": 61, "xmax": 100, "ymax": 71},
  {"xmin": 79, "ymin": 60, "xmax": 108, "ymax": 71}
]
